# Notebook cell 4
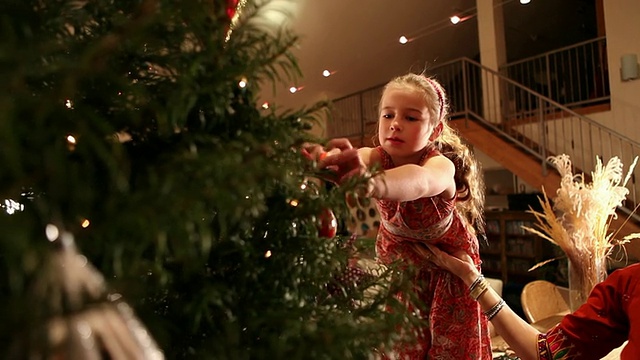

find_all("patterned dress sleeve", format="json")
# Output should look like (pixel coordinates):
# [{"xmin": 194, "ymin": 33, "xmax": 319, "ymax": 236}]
[{"xmin": 537, "ymin": 264, "xmax": 639, "ymax": 360}]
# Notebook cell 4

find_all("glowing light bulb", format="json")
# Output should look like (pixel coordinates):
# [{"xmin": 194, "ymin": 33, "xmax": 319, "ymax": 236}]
[
  {"xmin": 450, "ymin": 15, "xmax": 461, "ymax": 24},
  {"xmin": 238, "ymin": 78, "xmax": 247, "ymax": 88},
  {"xmin": 520, "ymin": 0, "xmax": 531, "ymax": 3},
  {"xmin": 81, "ymin": 219, "xmax": 90, "ymax": 228},
  {"xmin": 289, "ymin": 86, "xmax": 298, "ymax": 93},
  {"xmin": 67, "ymin": 135, "xmax": 77, "ymax": 144},
  {"xmin": 399, "ymin": 36, "xmax": 408, "ymax": 44},
  {"xmin": 322, "ymin": 69, "xmax": 331, "ymax": 77},
  {"xmin": 261, "ymin": 102, "xmax": 269, "ymax": 110},
  {"xmin": 45, "ymin": 224, "xmax": 59, "ymax": 241}
]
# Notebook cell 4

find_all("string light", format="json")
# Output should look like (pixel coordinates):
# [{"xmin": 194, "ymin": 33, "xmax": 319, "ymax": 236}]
[
  {"xmin": 2, "ymin": 199, "xmax": 24, "ymax": 214},
  {"xmin": 266, "ymin": 2, "xmax": 533, "ymax": 105},
  {"xmin": 66, "ymin": 135, "xmax": 77, "ymax": 144},
  {"xmin": 45, "ymin": 224, "xmax": 59, "ymax": 241}
]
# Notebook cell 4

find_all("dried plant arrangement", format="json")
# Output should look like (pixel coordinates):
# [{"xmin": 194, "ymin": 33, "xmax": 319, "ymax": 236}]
[{"xmin": 523, "ymin": 154, "xmax": 640, "ymax": 309}]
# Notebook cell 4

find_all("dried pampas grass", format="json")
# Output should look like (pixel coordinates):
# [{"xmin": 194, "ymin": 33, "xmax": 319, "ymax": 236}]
[{"xmin": 523, "ymin": 154, "xmax": 640, "ymax": 307}]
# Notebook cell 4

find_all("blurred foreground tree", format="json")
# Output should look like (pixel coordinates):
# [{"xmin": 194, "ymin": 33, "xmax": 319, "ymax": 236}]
[{"xmin": 0, "ymin": 0, "xmax": 416, "ymax": 358}]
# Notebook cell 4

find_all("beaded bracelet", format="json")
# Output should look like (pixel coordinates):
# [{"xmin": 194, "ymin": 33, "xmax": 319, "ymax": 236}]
[
  {"xmin": 469, "ymin": 278, "xmax": 489, "ymax": 300},
  {"xmin": 484, "ymin": 298, "xmax": 506, "ymax": 320}
]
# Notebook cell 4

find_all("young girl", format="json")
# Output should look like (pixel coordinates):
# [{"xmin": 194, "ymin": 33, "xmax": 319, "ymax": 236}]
[{"xmin": 321, "ymin": 73, "xmax": 491, "ymax": 359}]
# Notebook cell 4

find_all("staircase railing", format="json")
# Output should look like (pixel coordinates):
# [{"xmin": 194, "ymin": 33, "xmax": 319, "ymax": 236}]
[
  {"xmin": 328, "ymin": 57, "xmax": 640, "ymax": 218},
  {"xmin": 500, "ymin": 37, "xmax": 609, "ymax": 110}
]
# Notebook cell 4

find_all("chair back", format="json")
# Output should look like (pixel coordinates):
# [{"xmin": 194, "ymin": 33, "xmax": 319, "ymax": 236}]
[{"xmin": 520, "ymin": 280, "xmax": 570, "ymax": 323}]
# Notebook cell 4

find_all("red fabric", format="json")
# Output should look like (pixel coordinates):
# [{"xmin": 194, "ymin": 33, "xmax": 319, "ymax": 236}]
[
  {"xmin": 374, "ymin": 147, "xmax": 491, "ymax": 359},
  {"xmin": 538, "ymin": 263, "xmax": 640, "ymax": 359}
]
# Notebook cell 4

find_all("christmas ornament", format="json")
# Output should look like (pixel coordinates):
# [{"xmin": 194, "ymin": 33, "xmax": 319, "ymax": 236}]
[
  {"xmin": 225, "ymin": 0, "xmax": 246, "ymax": 41},
  {"xmin": 21, "ymin": 227, "xmax": 164, "ymax": 360},
  {"xmin": 318, "ymin": 208, "xmax": 337, "ymax": 239},
  {"xmin": 227, "ymin": 0, "xmax": 240, "ymax": 20}
]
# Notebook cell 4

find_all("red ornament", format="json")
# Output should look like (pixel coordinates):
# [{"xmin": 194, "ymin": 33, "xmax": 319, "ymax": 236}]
[
  {"xmin": 318, "ymin": 208, "xmax": 338, "ymax": 239},
  {"xmin": 227, "ymin": 0, "xmax": 239, "ymax": 20}
]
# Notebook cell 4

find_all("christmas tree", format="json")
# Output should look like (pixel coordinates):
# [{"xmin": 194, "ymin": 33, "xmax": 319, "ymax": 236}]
[{"xmin": 0, "ymin": 0, "xmax": 416, "ymax": 358}]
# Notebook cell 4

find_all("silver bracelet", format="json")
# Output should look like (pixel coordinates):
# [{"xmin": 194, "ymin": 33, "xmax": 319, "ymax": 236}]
[{"xmin": 484, "ymin": 298, "xmax": 506, "ymax": 320}]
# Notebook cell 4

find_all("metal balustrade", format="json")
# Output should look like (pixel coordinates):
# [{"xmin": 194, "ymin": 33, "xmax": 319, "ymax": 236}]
[{"xmin": 500, "ymin": 37, "xmax": 609, "ymax": 110}]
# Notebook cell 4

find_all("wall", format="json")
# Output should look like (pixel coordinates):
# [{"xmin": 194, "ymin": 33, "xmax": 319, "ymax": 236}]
[{"xmin": 603, "ymin": 0, "xmax": 640, "ymax": 141}]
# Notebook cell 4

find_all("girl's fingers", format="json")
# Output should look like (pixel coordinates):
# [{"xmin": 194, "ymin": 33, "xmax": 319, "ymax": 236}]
[
  {"xmin": 318, "ymin": 148, "xmax": 358, "ymax": 168},
  {"xmin": 325, "ymin": 138, "xmax": 353, "ymax": 151}
]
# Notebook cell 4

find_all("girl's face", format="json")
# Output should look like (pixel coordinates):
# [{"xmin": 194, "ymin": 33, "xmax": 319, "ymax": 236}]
[{"xmin": 377, "ymin": 87, "xmax": 441, "ymax": 165}]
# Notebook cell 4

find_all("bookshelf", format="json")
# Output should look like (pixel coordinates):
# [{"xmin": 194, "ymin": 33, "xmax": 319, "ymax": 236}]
[{"xmin": 481, "ymin": 211, "xmax": 555, "ymax": 284}]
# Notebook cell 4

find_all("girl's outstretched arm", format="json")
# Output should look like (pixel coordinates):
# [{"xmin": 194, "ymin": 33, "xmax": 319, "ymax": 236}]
[
  {"xmin": 367, "ymin": 156, "xmax": 455, "ymax": 202},
  {"xmin": 320, "ymin": 144, "xmax": 455, "ymax": 202}
]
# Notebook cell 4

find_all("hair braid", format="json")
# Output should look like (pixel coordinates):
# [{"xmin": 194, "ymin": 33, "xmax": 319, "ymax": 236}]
[{"xmin": 436, "ymin": 123, "xmax": 485, "ymax": 236}]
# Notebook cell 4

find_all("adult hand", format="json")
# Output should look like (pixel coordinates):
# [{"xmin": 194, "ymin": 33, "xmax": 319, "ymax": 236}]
[{"xmin": 423, "ymin": 244, "xmax": 479, "ymax": 286}]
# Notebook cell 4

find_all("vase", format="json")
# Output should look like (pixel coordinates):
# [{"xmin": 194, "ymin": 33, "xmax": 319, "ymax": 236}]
[{"xmin": 567, "ymin": 256, "xmax": 607, "ymax": 312}]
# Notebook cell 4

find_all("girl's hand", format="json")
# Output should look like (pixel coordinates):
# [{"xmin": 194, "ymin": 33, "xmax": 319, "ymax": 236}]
[
  {"xmin": 423, "ymin": 244, "xmax": 479, "ymax": 286},
  {"xmin": 301, "ymin": 142, "xmax": 326, "ymax": 161},
  {"xmin": 318, "ymin": 139, "xmax": 370, "ymax": 186},
  {"xmin": 301, "ymin": 138, "xmax": 352, "ymax": 161}
]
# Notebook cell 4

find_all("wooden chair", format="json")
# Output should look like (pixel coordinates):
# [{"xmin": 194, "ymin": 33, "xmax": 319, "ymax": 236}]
[{"xmin": 520, "ymin": 280, "xmax": 571, "ymax": 324}]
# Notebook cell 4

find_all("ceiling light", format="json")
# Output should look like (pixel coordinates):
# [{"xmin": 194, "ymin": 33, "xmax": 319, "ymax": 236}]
[
  {"xmin": 520, "ymin": 0, "xmax": 531, "ymax": 3},
  {"xmin": 450, "ymin": 15, "xmax": 461, "ymax": 25},
  {"xmin": 399, "ymin": 36, "xmax": 408, "ymax": 44},
  {"xmin": 322, "ymin": 70, "xmax": 331, "ymax": 77},
  {"xmin": 289, "ymin": 86, "xmax": 298, "ymax": 93}
]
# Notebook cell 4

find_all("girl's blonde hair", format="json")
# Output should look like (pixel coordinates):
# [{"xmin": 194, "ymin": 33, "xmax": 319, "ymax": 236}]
[{"xmin": 381, "ymin": 73, "xmax": 486, "ymax": 235}]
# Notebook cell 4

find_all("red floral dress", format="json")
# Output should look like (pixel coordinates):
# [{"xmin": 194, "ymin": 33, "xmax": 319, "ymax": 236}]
[
  {"xmin": 537, "ymin": 263, "xmax": 640, "ymax": 359},
  {"xmin": 374, "ymin": 147, "xmax": 491, "ymax": 359}
]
